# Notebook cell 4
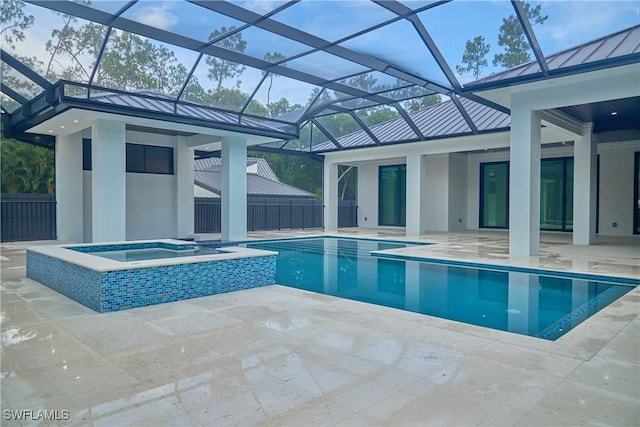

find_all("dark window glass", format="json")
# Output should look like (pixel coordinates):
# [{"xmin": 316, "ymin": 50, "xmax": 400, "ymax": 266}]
[
  {"xmin": 82, "ymin": 138, "xmax": 91, "ymax": 171},
  {"xmin": 540, "ymin": 157, "xmax": 573, "ymax": 232},
  {"xmin": 144, "ymin": 145, "xmax": 174, "ymax": 174},
  {"xmin": 378, "ymin": 164, "xmax": 406, "ymax": 226},
  {"xmin": 126, "ymin": 143, "xmax": 145, "ymax": 173},
  {"xmin": 126, "ymin": 143, "xmax": 173, "ymax": 175},
  {"xmin": 634, "ymin": 152, "xmax": 640, "ymax": 234},
  {"xmin": 480, "ymin": 162, "xmax": 509, "ymax": 228}
]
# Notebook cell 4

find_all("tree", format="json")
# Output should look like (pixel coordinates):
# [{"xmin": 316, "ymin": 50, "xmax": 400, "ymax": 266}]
[
  {"xmin": 206, "ymin": 27, "xmax": 246, "ymax": 96},
  {"xmin": 402, "ymin": 94, "xmax": 441, "ymax": 113},
  {"xmin": 267, "ymin": 98, "xmax": 302, "ymax": 119},
  {"xmin": 0, "ymin": 0, "xmax": 34, "ymax": 50},
  {"xmin": 1, "ymin": 138, "xmax": 55, "ymax": 194},
  {"xmin": 456, "ymin": 35, "xmax": 490, "ymax": 79},
  {"xmin": 493, "ymin": 2, "xmax": 547, "ymax": 68},
  {"xmin": 262, "ymin": 51, "xmax": 286, "ymax": 114}
]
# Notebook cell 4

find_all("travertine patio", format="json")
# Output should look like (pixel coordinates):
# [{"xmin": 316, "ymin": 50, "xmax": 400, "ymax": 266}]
[{"xmin": 1, "ymin": 230, "xmax": 638, "ymax": 426}]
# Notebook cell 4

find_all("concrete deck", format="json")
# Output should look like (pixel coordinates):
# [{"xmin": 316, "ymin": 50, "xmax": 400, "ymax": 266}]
[{"xmin": 1, "ymin": 230, "xmax": 638, "ymax": 426}]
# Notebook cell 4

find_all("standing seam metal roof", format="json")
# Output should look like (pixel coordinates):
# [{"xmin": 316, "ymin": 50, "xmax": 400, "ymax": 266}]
[
  {"xmin": 311, "ymin": 97, "xmax": 511, "ymax": 152},
  {"xmin": 467, "ymin": 25, "xmax": 640, "ymax": 86}
]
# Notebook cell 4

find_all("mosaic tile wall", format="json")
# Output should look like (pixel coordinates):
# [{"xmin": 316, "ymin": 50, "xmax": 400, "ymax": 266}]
[
  {"xmin": 27, "ymin": 251, "xmax": 102, "ymax": 311},
  {"xmin": 27, "ymin": 250, "xmax": 276, "ymax": 312}
]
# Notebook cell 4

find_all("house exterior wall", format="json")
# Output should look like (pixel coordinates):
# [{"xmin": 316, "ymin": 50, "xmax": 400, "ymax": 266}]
[
  {"xmin": 598, "ymin": 140, "xmax": 639, "ymax": 236},
  {"xmin": 81, "ymin": 131, "xmax": 179, "ymax": 241},
  {"xmin": 348, "ymin": 136, "xmax": 638, "ymax": 237}
]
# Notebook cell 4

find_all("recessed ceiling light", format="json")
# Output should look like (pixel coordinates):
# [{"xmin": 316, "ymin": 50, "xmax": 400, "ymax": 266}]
[
  {"xmin": 60, "ymin": 125, "xmax": 65, "ymax": 128},
  {"xmin": 610, "ymin": 111, "xmax": 618, "ymax": 116},
  {"xmin": 73, "ymin": 119, "xmax": 79, "ymax": 123},
  {"xmin": 48, "ymin": 130, "xmax": 53, "ymax": 133}
]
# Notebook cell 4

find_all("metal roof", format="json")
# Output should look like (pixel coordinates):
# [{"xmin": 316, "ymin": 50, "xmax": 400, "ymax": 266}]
[
  {"xmin": 194, "ymin": 170, "xmax": 314, "ymax": 198},
  {"xmin": 1, "ymin": 1, "xmax": 638, "ymax": 153},
  {"xmin": 467, "ymin": 25, "xmax": 640, "ymax": 88},
  {"xmin": 195, "ymin": 157, "xmax": 280, "ymax": 182},
  {"xmin": 84, "ymin": 90, "xmax": 285, "ymax": 132},
  {"xmin": 311, "ymin": 97, "xmax": 511, "ymax": 152}
]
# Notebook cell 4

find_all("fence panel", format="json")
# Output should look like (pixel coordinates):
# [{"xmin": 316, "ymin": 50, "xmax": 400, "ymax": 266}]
[
  {"xmin": 338, "ymin": 200, "xmax": 358, "ymax": 227},
  {"xmin": 1, "ymin": 194, "xmax": 56, "ymax": 242},
  {"xmin": 1, "ymin": 195, "xmax": 357, "ymax": 240},
  {"xmin": 195, "ymin": 198, "xmax": 357, "ymax": 233}
]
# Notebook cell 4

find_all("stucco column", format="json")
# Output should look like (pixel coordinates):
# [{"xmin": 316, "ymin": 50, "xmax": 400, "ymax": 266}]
[
  {"xmin": 175, "ymin": 136, "xmax": 194, "ymax": 239},
  {"xmin": 91, "ymin": 119, "xmax": 126, "ymax": 242},
  {"xmin": 221, "ymin": 136, "xmax": 247, "ymax": 242},
  {"xmin": 573, "ymin": 123, "xmax": 596, "ymax": 245},
  {"xmin": 406, "ymin": 154, "xmax": 426, "ymax": 236},
  {"xmin": 55, "ymin": 131, "xmax": 84, "ymax": 242},
  {"xmin": 509, "ymin": 100, "xmax": 541, "ymax": 256},
  {"xmin": 324, "ymin": 161, "xmax": 338, "ymax": 231}
]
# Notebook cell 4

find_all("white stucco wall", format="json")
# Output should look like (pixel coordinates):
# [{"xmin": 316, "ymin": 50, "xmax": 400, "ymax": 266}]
[
  {"xmin": 598, "ymin": 140, "xmax": 639, "ymax": 236},
  {"xmin": 126, "ymin": 173, "xmax": 176, "ymax": 240},
  {"xmin": 448, "ymin": 154, "xmax": 468, "ymax": 231},
  {"xmin": 81, "ymin": 131, "xmax": 181, "ymax": 241}
]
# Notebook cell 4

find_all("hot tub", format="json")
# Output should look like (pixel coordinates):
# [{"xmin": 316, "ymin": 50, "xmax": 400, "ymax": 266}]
[{"xmin": 26, "ymin": 239, "xmax": 277, "ymax": 312}]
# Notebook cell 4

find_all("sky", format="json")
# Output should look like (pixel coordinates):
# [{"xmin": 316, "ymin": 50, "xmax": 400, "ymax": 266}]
[{"xmin": 8, "ymin": 0, "xmax": 640, "ymax": 107}]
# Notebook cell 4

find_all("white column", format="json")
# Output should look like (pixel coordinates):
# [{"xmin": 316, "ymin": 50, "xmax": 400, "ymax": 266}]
[
  {"xmin": 55, "ymin": 131, "xmax": 84, "ymax": 242},
  {"xmin": 573, "ymin": 123, "xmax": 596, "ymax": 245},
  {"xmin": 221, "ymin": 136, "xmax": 247, "ymax": 242},
  {"xmin": 175, "ymin": 136, "xmax": 194, "ymax": 239},
  {"xmin": 404, "ymin": 261, "xmax": 420, "ymax": 312},
  {"xmin": 507, "ymin": 272, "xmax": 539, "ymax": 336},
  {"xmin": 509, "ymin": 101, "xmax": 541, "ymax": 256},
  {"xmin": 91, "ymin": 119, "xmax": 126, "ymax": 242},
  {"xmin": 324, "ymin": 161, "xmax": 338, "ymax": 231},
  {"xmin": 406, "ymin": 154, "xmax": 426, "ymax": 236}
]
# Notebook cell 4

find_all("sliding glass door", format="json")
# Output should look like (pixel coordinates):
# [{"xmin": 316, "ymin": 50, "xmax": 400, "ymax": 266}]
[
  {"xmin": 379, "ymin": 164, "xmax": 406, "ymax": 226},
  {"xmin": 480, "ymin": 162, "xmax": 509, "ymax": 228},
  {"xmin": 540, "ymin": 158, "xmax": 573, "ymax": 231}
]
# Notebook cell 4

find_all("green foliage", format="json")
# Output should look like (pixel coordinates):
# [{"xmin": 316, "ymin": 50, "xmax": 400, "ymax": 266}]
[
  {"xmin": 1, "ymin": 138, "xmax": 55, "ymax": 194},
  {"xmin": 493, "ymin": 2, "xmax": 547, "ymax": 68},
  {"xmin": 247, "ymin": 150, "xmax": 322, "ymax": 197},
  {"xmin": 206, "ymin": 27, "xmax": 246, "ymax": 94},
  {"xmin": 0, "ymin": 0, "xmax": 34, "ymax": 50},
  {"xmin": 262, "ymin": 51, "xmax": 287, "ymax": 113},
  {"xmin": 402, "ymin": 94, "xmax": 442, "ymax": 113},
  {"xmin": 456, "ymin": 35, "xmax": 490, "ymax": 79}
]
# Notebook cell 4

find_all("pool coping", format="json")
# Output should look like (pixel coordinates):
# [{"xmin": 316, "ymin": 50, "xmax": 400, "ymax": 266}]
[{"xmin": 27, "ymin": 239, "xmax": 278, "ymax": 272}]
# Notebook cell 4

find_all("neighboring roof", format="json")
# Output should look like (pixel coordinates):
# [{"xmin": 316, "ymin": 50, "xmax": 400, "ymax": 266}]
[
  {"xmin": 194, "ymin": 157, "xmax": 314, "ymax": 198},
  {"xmin": 467, "ymin": 25, "xmax": 640, "ymax": 87},
  {"xmin": 194, "ymin": 171, "xmax": 314, "ymax": 198},
  {"xmin": 312, "ymin": 97, "xmax": 510, "ymax": 152},
  {"xmin": 195, "ymin": 157, "xmax": 280, "ymax": 182}
]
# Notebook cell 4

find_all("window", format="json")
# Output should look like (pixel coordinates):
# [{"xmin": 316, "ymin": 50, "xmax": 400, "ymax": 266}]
[
  {"xmin": 378, "ymin": 164, "xmax": 406, "ymax": 226},
  {"xmin": 480, "ymin": 162, "xmax": 509, "ymax": 228},
  {"xmin": 634, "ymin": 152, "xmax": 640, "ymax": 235},
  {"xmin": 82, "ymin": 140, "xmax": 174, "ymax": 175},
  {"xmin": 540, "ymin": 158, "xmax": 573, "ymax": 232},
  {"xmin": 82, "ymin": 138, "xmax": 91, "ymax": 171},
  {"xmin": 126, "ymin": 143, "xmax": 174, "ymax": 174}
]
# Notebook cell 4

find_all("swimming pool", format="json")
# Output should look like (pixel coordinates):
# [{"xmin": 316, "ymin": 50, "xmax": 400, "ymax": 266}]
[{"xmin": 242, "ymin": 237, "xmax": 636, "ymax": 340}]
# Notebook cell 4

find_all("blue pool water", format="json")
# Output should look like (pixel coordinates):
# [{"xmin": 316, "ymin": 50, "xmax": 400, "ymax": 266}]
[
  {"xmin": 70, "ymin": 242, "xmax": 219, "ymax": 262},
  {"xmin": 243, "ymin": 237, "xmax": 635, "ymax": 340}
]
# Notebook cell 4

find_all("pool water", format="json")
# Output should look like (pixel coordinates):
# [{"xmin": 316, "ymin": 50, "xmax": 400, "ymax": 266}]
[
  {"xmin": 244, "ymin": 237, "xmax": 635, "ymax": 340},
  {"xmin": 86, "ymin": 247, "xmax": 220, "ymax": 262}
]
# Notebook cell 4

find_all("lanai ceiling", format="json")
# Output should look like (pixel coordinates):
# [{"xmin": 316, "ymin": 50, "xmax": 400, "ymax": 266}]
[{"xmin": 1, "ymin": 0, "xmax": 638, "ymax": 152}]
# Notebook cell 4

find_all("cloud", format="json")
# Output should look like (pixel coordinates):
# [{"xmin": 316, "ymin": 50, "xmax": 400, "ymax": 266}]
[
  {"xmin": 536, "ymin": 1, "xmax": 639, "ymax": 51},
  {"xmin": 132, "ymin": 3, "xmax": 178, "ymax": 31}
]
